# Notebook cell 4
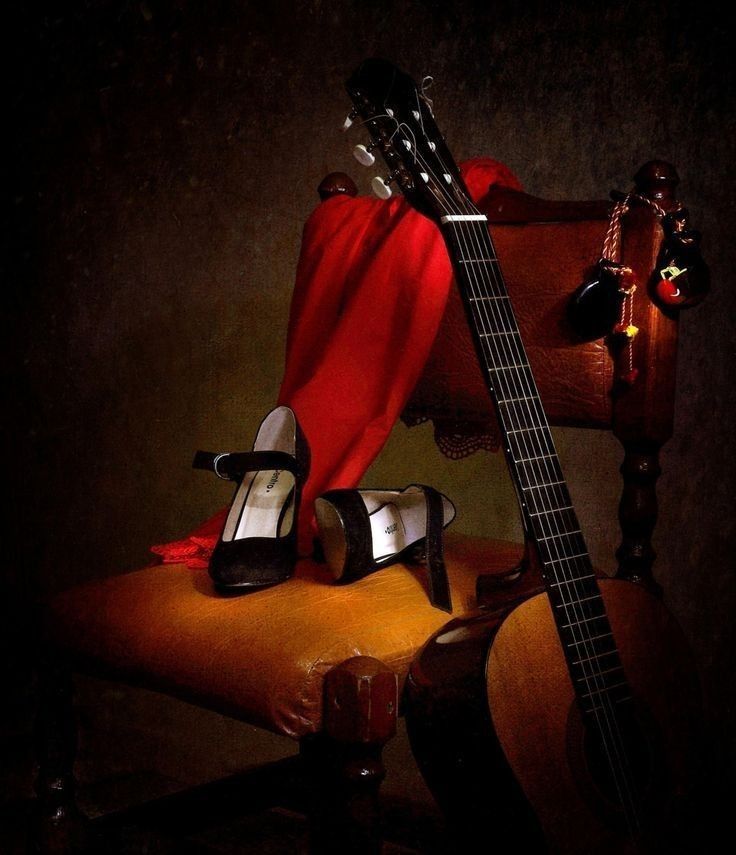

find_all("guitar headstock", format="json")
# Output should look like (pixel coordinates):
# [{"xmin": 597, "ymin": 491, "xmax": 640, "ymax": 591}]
[{"xmin": 345, "ymin": 58, "xmax": 474, "ymax": 222}]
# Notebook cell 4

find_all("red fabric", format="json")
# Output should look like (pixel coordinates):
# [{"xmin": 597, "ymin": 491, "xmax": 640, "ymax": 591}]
[{"xmin": 152, "ymin": 157, "xmax": 521, "ymax": 567}]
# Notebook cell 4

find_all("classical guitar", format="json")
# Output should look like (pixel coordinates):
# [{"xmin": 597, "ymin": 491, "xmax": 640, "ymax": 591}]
[{"xmin": 345, "ymin": 59, "xmax": 702, "ymax": 852}]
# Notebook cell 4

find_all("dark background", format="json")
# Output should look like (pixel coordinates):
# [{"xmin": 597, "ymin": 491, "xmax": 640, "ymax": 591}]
[{"xmin": 4, "ymin": 0, "xmax": 735, "ymax": 846}]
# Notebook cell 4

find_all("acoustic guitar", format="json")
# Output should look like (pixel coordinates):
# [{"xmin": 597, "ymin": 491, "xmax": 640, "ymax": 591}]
[{"xmin": 345, "ymin": 59, "xmax": 703, "ymax": 852}]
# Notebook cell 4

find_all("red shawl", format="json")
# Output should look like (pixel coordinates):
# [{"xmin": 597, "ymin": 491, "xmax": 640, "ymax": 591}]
[{"xmin": 153, "ymin": 157, "xmax": 520, "ymax": 566}]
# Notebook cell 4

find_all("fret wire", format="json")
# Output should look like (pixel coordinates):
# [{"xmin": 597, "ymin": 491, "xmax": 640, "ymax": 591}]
[
  {"xmin": 498, "ymin": 394, "xmax": 538, "ymax": 404},
  {"xmin": 576, "ymin": 665, "xmax": 625, "ymax": 682},
  {"xmin": 528, "ymin": 505, "xmax": 575, "ymax": 516},
  {"xmin": 516, "ymin": 452, "xmax": 555, "ymax": 463},
  {"xmin": 491, "ymin": 362, "xmax": 532, "ymax": 371},
  {"xmin": 545, "ymin": 554, "xmax": 590, "ymax": 566},
  {"xmin": 550, "ymin": 573, "xmax": 596, "ymax": 585},
  {"xmin": 562, "ymin": 616, "xmax": 608, "ymax": 629},
  {"xmin": 550, "ymin": 584, "xmax": 601, "ymax": 604},
  {"xmin": 554, "ymin": 594, "xmax": 602, "ymax": 608},
  {"xmin": 518, "ymin": 468, "xmax": 569, "ymax": 503},
  {"xmin": 574, "ymin": 651, "xmax": 621, "ymax": 665},
  {"xmin": 587, "ymin": 697, "xmax": 632, "ymax": 713},
  {"xmin": 566, "ymin": 631, "xmax": 613, "ymax": 646},
  {"xmin": 525, "ymin": 488, "xmax": 573, "ymax": 511},
  {"xmin": 508, "ymin": 436, "xmax": 554, "ymax": 463},
  {"xmin": 581, "ymin": 681, "xmax": 629, "ymax": 700},
  {"xmin": 576, "ymin": 656, "xmax": 623, "ymax": 673}
]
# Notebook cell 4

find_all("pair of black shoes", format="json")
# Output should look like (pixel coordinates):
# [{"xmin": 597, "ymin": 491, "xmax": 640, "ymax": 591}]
[{"xmin": 194, "ymin": 406, "xmax": 455, "ymax": 612}]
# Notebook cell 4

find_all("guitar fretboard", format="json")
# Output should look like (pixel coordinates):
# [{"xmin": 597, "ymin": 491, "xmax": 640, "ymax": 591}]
[{"xmin": 442, "ymin": 213, "xmax": 630, "ymax": 716}]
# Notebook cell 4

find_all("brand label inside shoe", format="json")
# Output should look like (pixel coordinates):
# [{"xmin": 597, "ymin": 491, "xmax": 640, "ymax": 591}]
[
  {"xmin": 224, "ymin": 468, "xmax": 296, "ymax": 542},
  {"xmin": 370, "ymin": 502, "xmax": 407, "ymax": 561}
]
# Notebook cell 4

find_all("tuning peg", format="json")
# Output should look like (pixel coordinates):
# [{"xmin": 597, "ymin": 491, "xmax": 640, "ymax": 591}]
[
  {"xmin": 353, "ymin": 143, "xmax": 376, "ymax": 166},
  {"xmin": 371, "ymin": 174, "xmax": 395, "ymax": 200},
  {"xmin": 342, "ymin": 109, "xmax": 358, "ymax": 131}
]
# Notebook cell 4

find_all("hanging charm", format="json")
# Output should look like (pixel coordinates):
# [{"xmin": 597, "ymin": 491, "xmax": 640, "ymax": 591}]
[
  {"xmin": 567, "ymin": 259, "xmax": 629, "ymax": 341},
  {"xmin": 612, "ymin": 278, "xmax": 639, "ymax": 386},
  {"xmin": 567, "ymin": 191, "xmax": 669, "ymax": 385},
  {"xmin": 654, "ymin": 207, "xmax": 710, "ymax": 307},
  {"xmin": 567, "ymin": 194, "xmax": 642, "ymax": 355}
]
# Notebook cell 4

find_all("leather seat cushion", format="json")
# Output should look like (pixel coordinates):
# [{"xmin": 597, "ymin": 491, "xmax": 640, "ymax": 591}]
[{"xmin": 49, "ymin": 533, "xmax": 523, "ymax": 739}]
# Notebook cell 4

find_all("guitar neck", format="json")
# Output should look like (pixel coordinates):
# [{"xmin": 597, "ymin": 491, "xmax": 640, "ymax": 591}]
[{"xmin": 440, "ymin": 211, "xmax": 630, "ymax": 715}]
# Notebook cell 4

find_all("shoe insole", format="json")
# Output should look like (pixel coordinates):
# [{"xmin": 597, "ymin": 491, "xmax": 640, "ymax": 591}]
[
  {"xmin": 222, "ymin": 469, "xmax": 296, "ymax": 541},
  {"xmin": 370, "ymin": 494, "xmax": 436, "ymax": 562}
]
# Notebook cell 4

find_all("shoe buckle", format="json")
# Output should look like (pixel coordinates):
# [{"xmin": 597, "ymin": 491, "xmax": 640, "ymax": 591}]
[{"xmin": 213, "ymin": 453, "xmax": 232, "ymax": 480}]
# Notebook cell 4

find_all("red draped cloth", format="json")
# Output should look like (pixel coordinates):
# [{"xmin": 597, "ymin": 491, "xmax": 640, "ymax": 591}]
[{"xmin": 153, "ymin": 158, "xmax": 520, "ymax": 567}]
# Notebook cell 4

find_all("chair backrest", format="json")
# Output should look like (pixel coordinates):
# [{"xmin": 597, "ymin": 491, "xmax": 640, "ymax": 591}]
[
  {"xmin": 403, "ymin": 161, "xmax": 682, "ymax": 591},
  {"xmin": 405, "ymin": 171, "xmax": 679, "ymax": 447}
]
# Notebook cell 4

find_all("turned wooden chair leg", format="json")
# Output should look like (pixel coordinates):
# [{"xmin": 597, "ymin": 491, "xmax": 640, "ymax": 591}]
[
  {"xmin": 31, "ymin": 646, "xmax": 85, "ymax": 854},
  {"xmin": 615, "ymin": 440, "xmax": 663, "ymax": 594},
  {"xmin": 302, "ymin": 656, "xmax": 398, "ymax": 854}
]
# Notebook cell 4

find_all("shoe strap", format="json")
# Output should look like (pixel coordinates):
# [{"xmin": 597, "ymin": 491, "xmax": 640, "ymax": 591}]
[
  {"xmin": 420, "ymin": 485, "xmax": 453, "ymax": 614},
  {"xmin": 192, "ymin": 450, "xmax": 299, "ymax": 481}
]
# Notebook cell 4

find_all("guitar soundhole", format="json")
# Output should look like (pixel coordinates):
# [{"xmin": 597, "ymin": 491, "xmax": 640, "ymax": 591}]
[{"xmin": 568, "ymin": 700, "xmax": 667, "ymax": 827}]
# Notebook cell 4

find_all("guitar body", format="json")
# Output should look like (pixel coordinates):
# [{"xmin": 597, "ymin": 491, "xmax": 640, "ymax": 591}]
[{"xmin": 407, "ymin": 577, "xmax": 703, "ymax": 853}]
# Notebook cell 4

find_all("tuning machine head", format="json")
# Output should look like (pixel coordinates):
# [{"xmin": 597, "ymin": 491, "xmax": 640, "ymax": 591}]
[
  {"xmin": 341, "ymin": 109, "xmax": 358, "ymax": 131},
  {"xmin": 371, "ymin": 173, "xmax": 398, "ymax": 200},
  {"xmin": 353, "ymin": 142, "xmax": 376, "ymax": 166}
]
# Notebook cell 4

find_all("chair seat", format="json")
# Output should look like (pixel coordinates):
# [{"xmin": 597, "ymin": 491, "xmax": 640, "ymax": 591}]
[{"xmin": 49, "ymin": 533, "xmax": 523, "ymax": 739}]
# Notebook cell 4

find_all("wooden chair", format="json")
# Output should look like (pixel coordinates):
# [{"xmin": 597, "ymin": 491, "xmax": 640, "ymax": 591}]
[{"xmin": 33, "ymin": 161, "xmax": 689, "ymax": 853}]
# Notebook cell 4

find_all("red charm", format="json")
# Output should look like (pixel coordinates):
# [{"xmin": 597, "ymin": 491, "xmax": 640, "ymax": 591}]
[
  {"xmin": 615, "ymin": 266, "xmax": 637, "ymax": 292},
  {"xmin": 656, "ymin": 276, "xmax": 688, "ymax": 306},
  {"xmin": 619, "ymin": 368, "xmax": 639, "ymax": 385}
]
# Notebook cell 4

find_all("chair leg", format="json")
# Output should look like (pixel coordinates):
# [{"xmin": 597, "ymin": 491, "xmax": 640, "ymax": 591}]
[
  {"xmin": 31, "ymin": 647, "xmax": 85, "ymax": 854},
  {"xmin": 615, "ymin": 440, "xmax": 663, "ymax": 594},
  {"xmin": 302, "ymin": 656, "xmax": 398, "ymax": 854}
]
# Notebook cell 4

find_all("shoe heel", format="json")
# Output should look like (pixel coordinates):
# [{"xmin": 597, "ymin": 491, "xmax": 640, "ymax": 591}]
[{"xmin": 314, "ymin": 498, "xmax": 348, "ymax": 580}]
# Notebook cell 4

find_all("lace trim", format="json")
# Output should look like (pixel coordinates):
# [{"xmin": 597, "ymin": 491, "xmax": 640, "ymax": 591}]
[{"xmin": 401, "ymin": 413, "xmax": 501, "ymax": 460}]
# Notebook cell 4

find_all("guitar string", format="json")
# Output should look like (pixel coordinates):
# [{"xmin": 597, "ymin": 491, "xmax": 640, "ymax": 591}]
[
  {"xmin": 458, "ymin": 216, "xmax": 641, "ymax": 828},
  {"xmin": 436, "ymin": 178, "xmax": 639, "ymax": 828},
  {"xmin": 456, "ymin": 215, "xmax": 638, "ymax": 828},
  {"xmin": 414, "ymin": 158, "xmax": 617, "ymax": 696},
  {"xmin": 407, "ymin": 143, "xmax": 639, "ymax": 825},
  {"xmin": 450, "ymin": 228, "xmax": 637, "ymax": 827},
  {"xmin": 438, "ymin": 164, "xmax": 639, "ymax": 825},
  {"xmin": 375, "ymin": 77, "xmax": 643, "ymax": 829},
  {"xmin": 392, "ymin": 135, "xmax": 628, "ymax": 728},
  {"xmin": 418, "ymin": 144, "xmax": 626, "ymax": 692}
]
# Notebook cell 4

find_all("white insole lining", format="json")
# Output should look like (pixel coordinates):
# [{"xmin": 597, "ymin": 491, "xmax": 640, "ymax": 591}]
[
  {"xmin": 367, "ymin": 491, "xmax": 455, "ymax": 561},
  {"xmin": 221, "ymin": 406, "xmax": 298, "ymax": 542},
  {"xmin": 223, "ymin": 469, "xmax": 295, "ymax": 541}
]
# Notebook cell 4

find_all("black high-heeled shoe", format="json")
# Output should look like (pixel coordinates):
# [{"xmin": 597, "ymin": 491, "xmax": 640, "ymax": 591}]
[
  {"xmin": 314, "ymin": 485, "xmax": 456, "ymax": 612},
  {"xmin": 193, "ymin": 405, "xmax": 310, "ymax": 591}
]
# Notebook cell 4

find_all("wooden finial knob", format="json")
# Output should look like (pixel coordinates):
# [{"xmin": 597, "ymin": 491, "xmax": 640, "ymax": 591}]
[
  {"xmin": 324, "ymin": 656, "xmax": 397, "ymax": 744},
  {"xmin": 633, "ymin": 160, "xmax": 680, "ymax": 209},
  {"xmin": 318, "ymin": 172, "xmax": 358, "ymax": 201}
]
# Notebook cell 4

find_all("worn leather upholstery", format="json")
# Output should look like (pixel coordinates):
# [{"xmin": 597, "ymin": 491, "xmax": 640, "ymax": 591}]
[
  {"xmin": 50, "ymin": 534, "xmax": 523, "ymax": 739},
  {"xmin": 410, "ymin": 221, "xmax": 614, "ymax": 428}
]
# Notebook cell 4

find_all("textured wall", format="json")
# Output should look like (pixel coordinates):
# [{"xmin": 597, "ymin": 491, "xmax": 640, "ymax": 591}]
[{"xmin": 8, "ymin": 0, "xmax": 735, "ymax": 807}]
